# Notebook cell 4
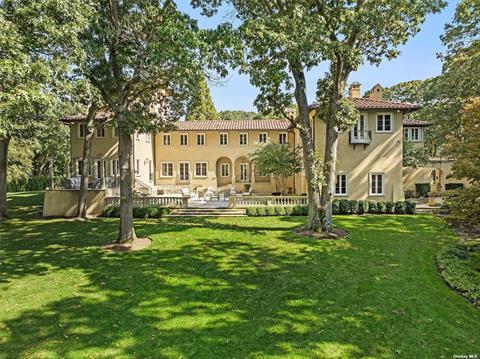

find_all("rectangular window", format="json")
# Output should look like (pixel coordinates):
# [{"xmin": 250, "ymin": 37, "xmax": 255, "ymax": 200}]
[
  {"xmin": 220, "ymin": 163, "xmax": 230, "ymax": 177},
  {"xmin": 113, "ymin": 127, "xmax": 118, "ymax": 138},
  {"xmin": 79, "ymin": 124, "xmax": 87, "ymax": 138},
  {"xmin": 145, "ymin": 133, "xmax": 151, "ymax": 143},
  {"xmin": 219, "ymin": 133, "xmax": 228, "ymax": 146},
  {"xmin": 96, "ymin": 125, "xmax": 105, "ymax": 138},
  {"xmin": 180, "ymin": 133, "xmax": 188, "ymax": 146},
  {"xmin": 195, "ymin": 162, "xmax": 208, "ymax": 177},
  {"xmin": 95, "ymin": 160, "xmax": 103, "ymax": 179},
  {"xmin": 335, "ymin": 173, "xmax": 348, "ymax": 196},
  {"xmin": 196, "ymin": 133, "xmax": 205, "ymax": 146},
  {"xmin": 259, "ymin": 133, "xmax": 268, "ymax": 143},
  {"xmin": 111, "ymin": 160, "xmax": 119, "ymax": 177},
  {"xmin": 161, "ymin": 162, "xmax": 173, "ymax": 177},
  {"xmin": 279, "ymin": 132, "xmax": 288, "ymax": 144},
  {"xmin": 369, "ymin": 173, "xmax": 384, "ymax": 196},
  {"xmin": 240, "ymin": 163, "xmax": 249, "ymax": 181},
  {"xmin": 135, "ymin": 159, "xmax": 140, "ymax": 175},
  {"xmin": 239, "ymin": 133, "xmax": 248, "ymax": 146},
  {"xmin": 376, "ymin": 114, "xmax": 393, "ymax": 133},
  {"xmin": 404, "ymin": 127, "xmax": 421, "ymax": 141},
  {"xmin": 163, "ymin": 134, "xmax": 171, "ymax": 146},
  {"xmin": 148, "ymin": 161, "xmax": 153, "ymax": 182},
  {"xmin": 77, "ymin": 159, "xmax": 83, "ymax": 175},
  {"xmin": 179, "ymin": 162, "xmax": 190, "ymax": 180}
]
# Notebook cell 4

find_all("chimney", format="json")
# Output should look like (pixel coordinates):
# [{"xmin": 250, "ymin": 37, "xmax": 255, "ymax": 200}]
[
  {"xmin": 368, "ymin": 84, "xmax": 383, "ymax": 100},
  {"xmin": 349, "ymin": 82, "xmax": 361, "ymax": 98}
]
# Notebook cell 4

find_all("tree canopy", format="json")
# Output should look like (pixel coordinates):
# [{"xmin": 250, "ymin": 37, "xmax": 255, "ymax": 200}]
[{"xmin": 186, "ymin": 76, "xmax": 220, "ymax": 120}]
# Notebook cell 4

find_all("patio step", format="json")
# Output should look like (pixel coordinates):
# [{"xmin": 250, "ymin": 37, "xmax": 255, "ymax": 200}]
[{"xmin": 168, "ymin": 208, "xmax": 246, "ymax": 217}]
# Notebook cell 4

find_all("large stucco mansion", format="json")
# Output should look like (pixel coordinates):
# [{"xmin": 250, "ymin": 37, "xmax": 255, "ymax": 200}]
[{"xmin": 60, "ymin": 83, "xmax": 467, "ymax": 202}]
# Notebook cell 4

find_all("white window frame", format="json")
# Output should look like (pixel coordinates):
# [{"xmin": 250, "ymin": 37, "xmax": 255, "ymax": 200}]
[
  {"xmin": 376, "ymin": 113, "xmax": 394, "ymax": 133},
  {"xmin": 179, "ymin": 161, "xmax": 190, "ymax": 180},
  {"xmin": 334, "ymin": 173, "xmax": 348, "ymax": 196},
  {"xmin": 78, "ymin": 123, "xmax": 87, "ymax": 139},
  {"xmin": 258, "ymin": 132, "xmax": 268, "ymax": 143},
  {"xmin": 180, "ymin": 133, "xmax": 188, "ymax": 146},
  {"xmin": 239, "ymin": 133, "xmax": 248, "ymax": 146},
  {"xmin": 404, "ymin": 127, "xmax": 422, "ymax": 142},
  {"xmin": 195, "ymin": 161, "xmax": 208, "ymax": 177},
  {"xmin": 111, "ymin": 160, "xmax": 119, "ymax": 177},
  {"xmin": 162, "ymin": 133, "xmax": 171, "ymax": 146},
  {"xmin": 279, "ymin": 132, "xmax": 288, "ymax": 144},
  {"xmin": 145, "ymin": 133, "xmax": 151, "ymax": 143},
  {"xmin": 96, "ymin": 124, "xmax": 106, "ymax": 138},
  {"xmin": 219, "ymin": 133, "xmax": 228, "ymax": 146},
  {"xmin": 220, "ymin": 163, "xmax": 230, "ymax": 177},
  {"xmin": 160, "ymin": 162, "xmax": 174, "ymax": 177},
  {"xmin": 196, "ymin": 133, "xmax": 206, "ymax": 146},
  {"xmin": 112, "ymin": 127, "xmax": 118, "ymax": 138},
  {"xmin": 369, "ymin": 172, "xmax": 385, "ymax": 196}
]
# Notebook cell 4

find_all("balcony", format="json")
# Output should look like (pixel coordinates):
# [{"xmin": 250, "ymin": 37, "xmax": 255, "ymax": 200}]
[{"xmin": 349, "ymin": 130, "xmax": 372, "ymax": 148}]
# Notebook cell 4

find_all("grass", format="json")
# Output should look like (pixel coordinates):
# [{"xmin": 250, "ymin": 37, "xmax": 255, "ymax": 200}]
[{"xmin": 0, "ymin": 191, "xmax": 479, "ymax": 358}]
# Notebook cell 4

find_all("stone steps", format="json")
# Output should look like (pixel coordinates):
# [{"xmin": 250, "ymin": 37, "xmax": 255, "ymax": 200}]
[{"xmin": 168, "ymin": 208, "xmax": 246, "ymax": 217}]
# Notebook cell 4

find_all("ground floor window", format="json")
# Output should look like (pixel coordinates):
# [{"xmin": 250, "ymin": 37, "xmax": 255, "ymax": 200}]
[
  {"xmin": 161, "ymin": 162, "xmax": 173, "ymax": 177},
  {"xmin": 335, "ymin": 173, "xmax": 348, "ymax": 195},
  {"xmin": 369, "ymin": 173, "xmax": 384, "ymax": 196},
  {"xmin": 240, "ymin": 163, "xmax": 249, "ymax": 181},
  {"xmin": 111, "ymin": 160, "xmax": 119, "ymax": 177},
  {"xmin": 220, "ymin": 163, "xmax": 230, "ymax": 177},
  {"xmin": 179, "ymin": 162, "xmax": 190, "ymax": 180},
  {"xmin": 195, "ymin": 162, "xmax": 208, "ymax": 177}
]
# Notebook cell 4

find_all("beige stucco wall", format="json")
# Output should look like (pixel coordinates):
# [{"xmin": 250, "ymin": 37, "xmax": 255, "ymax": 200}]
[
  {"xmin": 43, "ymin": 189, "xmax": 105, "ymax": 217},
  {"xmin": 154, "ymin": 130, "xmax": 296, "ymax": 194},
  {"xmin": 313, "ymin": 110, "xmax": 405, "ymax": 201},
  {"xmin": 68, "ymin": 123, "xmax": 155, "ymax": 189}
]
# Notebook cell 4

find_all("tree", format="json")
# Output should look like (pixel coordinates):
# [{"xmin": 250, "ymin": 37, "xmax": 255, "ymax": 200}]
[
  {"xmin": 403, "ymin": 142, "xmax": 430, "ymax": 168},
  {"xmin": 194, "ymin": 0, "xmax": 444, "ymax": 232},
  {"xmin": 186, "ymin": 76, "xmax": 220, "ymax": 120},
  {"xmin": 219, "ymin": 110, "xmax": 260, "ymax": 120},
  {"xmin": 0, "ymin": 1, "xmax": 82, "ymax": 219},
  {"xmin": 76, "ymin": 1, "xmax": 229, "ymax": 243},
  {"xmin": 249, "ymin": 143, "xmax": 302, "ymax": 195},
  {"xmin": 383, "ymin": 80, "xmax": 429, "ymax": 104}
]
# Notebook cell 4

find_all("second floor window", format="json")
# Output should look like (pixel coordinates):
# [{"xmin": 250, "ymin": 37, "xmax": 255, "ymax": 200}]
[
  {"xmin": 239, "ymin": 133, "xmax": 248, "ymax": 146},
  {"xmin": 180, "ymin": 134, "xmax": 188, "ymax": 146},
  {"xmin": 96, "ymin": 125, "xmax": 105, "ymax": 138},
  {"xmin": 279, "ymin": 133, "xmax": 288, "ymax": 144},
  {"xmin": 404, "ymin": 127, "xmax": 421, "ymax": 141},
  {"xmin": 197, "ymin": 133, "xmax": 205, "ymax": 146},
  {"xmin": 335, "ymin": 174, "xmax": 348, "ymax": 195},
  {"xmin": 376, "ymin": 114, "xmax": 393, "ymax": 133},
  {"xmin": 113, "ymin": 127, "xmax": 119, "ymax": 138},
  {"xmin": 163, "ymin": 134, "xmax": 171, "ymax": 146},
  {"xmin": 259, "ymin": 133, "xmax": 268, "ymax": 143},
  {"xmin": 79, "ymin": 124, "xmax": 87, "ymax": 138},
  {"xmin": 220, "ymin": 133, "xmax": 228, "ymax": 145}
]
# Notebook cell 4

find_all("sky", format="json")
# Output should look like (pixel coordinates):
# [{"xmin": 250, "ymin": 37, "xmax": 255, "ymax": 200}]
[{"xmin": 178, "ymin": 1, "xmax": 459, "ymax": 112}]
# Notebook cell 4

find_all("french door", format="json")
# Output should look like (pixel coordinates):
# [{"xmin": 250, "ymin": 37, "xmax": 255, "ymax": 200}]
[
  {"xmin": 179, "ymin": 162, "xmax": 190, "ymax": 181},
  {"xmin": 240, "ymin": 163, "xmax": 249, "ymax": 182},
  {"xmin": 352, "ymin": 115, "xmax": 366, "ymax": 141}
]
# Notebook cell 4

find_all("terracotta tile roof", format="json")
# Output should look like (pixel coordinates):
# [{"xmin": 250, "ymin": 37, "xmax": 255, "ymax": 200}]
[
  {"xmin": 403, "ymin": 119, "xmax": 432, "ymax": 127},
  {"xmin": 172, "ymin": 119, "xmax": 293, "ymax": 131},
  {"xmin": 309, "ymin": 97, "xmax": 421, "ymax": 111},
  {"xmin": 60, "ymin": 109, "xmax": 113, "ymax": 122}
]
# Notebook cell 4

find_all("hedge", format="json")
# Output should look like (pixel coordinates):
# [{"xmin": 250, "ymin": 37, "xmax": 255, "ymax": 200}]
[
  {"xmin": 101, "ymin": 205, "xmax": 171, "ymax": 218},
  {"xmin": 245, "ymin": 201, "xmax": 416, "ymax": 217},
  {"xmin": 7, "ymin": 176, "xmax": 66, "ymax": 192}
]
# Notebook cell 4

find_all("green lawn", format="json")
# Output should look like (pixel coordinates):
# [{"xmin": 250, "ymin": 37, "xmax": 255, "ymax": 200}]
[{"xmin": 1, "ymin": 192, "xmax": 479, "ymax": 358}]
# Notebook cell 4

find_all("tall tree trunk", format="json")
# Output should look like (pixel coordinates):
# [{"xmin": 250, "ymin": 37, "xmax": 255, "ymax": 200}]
[
  {"xmin": 0, "ymin": 137, "xmax": 10, "ymax": 220},
  {"xmin": 77, "ymin": 103, "xmax": 97, "ymax": 219},
  {"xmin": 292, "ymin": 68, "xmax": 323, "ymax": 232},
  {"xmin": 118, "ymin": 120, "xmax": 137, "ymax": 244}
]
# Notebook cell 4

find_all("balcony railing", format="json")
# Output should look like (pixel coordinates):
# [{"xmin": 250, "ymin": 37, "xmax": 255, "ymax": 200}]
[
  {"xmin": 349, "ymin": 130, "xmax": 372, "ymax": 145},
  {"xmin": 235, "ymin": 175, "xmax": 251, "ymax": 183},
  {"xmin": 254, "ymin": 175, "xmax": 271, "ymax": 183}
]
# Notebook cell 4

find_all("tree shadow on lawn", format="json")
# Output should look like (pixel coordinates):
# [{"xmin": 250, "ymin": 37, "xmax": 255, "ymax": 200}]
[{"xmin": 1, "ymin": 215, "xmax": 479, "ymax": 358}]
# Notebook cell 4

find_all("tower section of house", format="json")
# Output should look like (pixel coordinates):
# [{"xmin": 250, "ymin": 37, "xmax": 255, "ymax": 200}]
[
  {"xmin": 309, "ymin": 83, "xmax": 420, "ymax": 202},
  {"xmin": 154, "ymin": 120, "xmax": 296, "ymax": 194},
  {"xmin": 60, "ymin": 110, "xmax": 155, "ymax": 193}
]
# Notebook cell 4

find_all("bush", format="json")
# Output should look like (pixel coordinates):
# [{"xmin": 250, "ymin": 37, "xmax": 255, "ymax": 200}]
[
  {"xmin": 377, "ymin": 201, "xmax": 387, "ymax": 214},
  {"xmin": 415, "ymin": 183, "xmax": 430, "ymax": 198},
  {"xmin": 256, "ymin": 207, "xmax": 266, "ymax": 216},
  {"xmin": 349, "ymin": 200, "xmax": 359, "ymax": 214},
  {"xmin": 246, "ymin": 207, "xmax": 257, "ymax": 216},
  {"xmin": 339, "ymin": 199, "xmax": 350, "ymax": 214},
  {"xmin": 386, "ymin": 201, "xmax": 395, "ymax": 214},
  {"xmin": 405, "ymin": 190, "xmax": 417, "ymax": 199},
  {"xmin": 368, "ymin": 201, "xmax": 378, "ymax": 214},
  {"xmin": 332, "ymin": 200, "xmax": 340, "ymax": 215},
  {"xmin": 101, "ymin": 205, "xmax": 169, "ymax": 218},
  {"xmin": 292, "ymin": 205, "xmax": 308, "ymax": 216},
  {"xmin": 405, "ymin": 201, "xmax": 416, "ymax": 214},
  {"xmin": 265, "ymin": 206, "xmax": 276, "ymax": 216},
  {"xmin": 284, "ymin": 206, "xmax": 293, "ymax": 216},
  {"xmin": 358, "ymin": 200, "xmax": 369, "ymax": 214},
  {"xmin": 274, "ymin": 206, "xmax": 286, "ymax": 216},
  {"xmin": 394, "ymin": 201, "xmax": 406, "ymax": 214},
  {"xmin": 437, "ymin": 241, "xmax": 480, "ymax": 306},
  {"xmin": 101, "ymin": 205, "xmax": 116, "ymax": 217},
  {"xmin": 7, "ymin": 175, "xmax": 65, "ymax": 192},
  {"xmin": 446, "ymin": 185, "xmax": 480, "ymax": 226}
]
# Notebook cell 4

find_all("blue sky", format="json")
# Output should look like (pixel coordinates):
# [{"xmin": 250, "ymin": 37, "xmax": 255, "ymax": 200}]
[{"xmin": 178, "ymin": 1, "xmax": 458, "ymax": 111}]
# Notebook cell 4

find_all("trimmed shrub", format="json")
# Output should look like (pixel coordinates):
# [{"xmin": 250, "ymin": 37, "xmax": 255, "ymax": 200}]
[
  {"xmin": 101, "ymin": 205, "xmax": 169, "ymax": 218},
  {"xmin": 404, "ymin": 190, "xmax": 417, "ymax": 199},
  {"xmin": 358, "ymin": 200, "xmax": 369, "ymax": 214},
  {"xmin": 405, "ymin": 201, "xmax": 416, "ymax": 214},
  {"xmin": 339, "ymin": 199, "xmax": 350, "ymax": 214},
  {"xmin": 284, "ymin": 206, "xmax": 293, "ymax": 216},
  {"xmin": 274, "ymin": 206, "xmax": 286, "ymax": 216},
  {"xmin": 292, "ymin": 205, "xmax": 308, "ymax": 216},
  {"xmin": 415, "ymin": 183, "xmax": 430, "ymax": 198},
  {"xmin": 349, "ymin": 200, "xmax": 359, "ymax": 214},
  {"xmin": 256, "ymin": 207, "xmax": 266, "ymax": 216},
  {"xmin": 332, "ymin": 200, "xmax": 340, "ymax": 215},
  {"xmin": 102, "ymin": 205, "xmax": 116, "ymax": 217},
  {"xmin": 368, "ymin": 200, "xmax": 378, "ymax": 214},
  {"xmin": 377, "ymin": 201, "xmax": 387, "ymax": 214},
  {"xmin": 386, "ymin": 201, "xmax": 395, "ymax": 214},
  {"xmin": 394, "ymin": 201, "xmax": 407, "ymax": 214},
  {"xmin": 246, "ymin": 207, "xmax": 257, "ymax": 216},
  {"xmin": 265, "ymin": 206, "xmax": 276, "ymax": 216}
]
